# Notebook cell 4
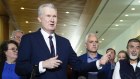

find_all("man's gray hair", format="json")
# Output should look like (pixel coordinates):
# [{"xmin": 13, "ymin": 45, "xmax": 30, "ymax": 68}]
[
  {"xmin": 85, "ymin": 33, "xmax": 98, "ymax": 43},
  {"xmin": 11, "ymin": 30, "xmax": 24, "ymax": 39},
  {"xmin": 38, "ymin": 3, "xmax": 57, "ymax": 16}
]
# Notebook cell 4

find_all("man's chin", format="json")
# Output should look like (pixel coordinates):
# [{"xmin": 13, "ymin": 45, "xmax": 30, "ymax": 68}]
[{"xmin": 129, "ymin": 56, "xmax": 138, "ymax": 60}]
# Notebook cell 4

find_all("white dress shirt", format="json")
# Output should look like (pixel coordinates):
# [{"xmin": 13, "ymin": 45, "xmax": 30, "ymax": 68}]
[
  {"xmin": 112, "ymin": 61, "xmax": 137, "ymax": 79},
  {"xmin": 41, "ymin": 28, "xmax": 56, "ymax": 54},
  {"xmin": 39, "ymin": 28, "xmax": 57, "ymax": 73}
]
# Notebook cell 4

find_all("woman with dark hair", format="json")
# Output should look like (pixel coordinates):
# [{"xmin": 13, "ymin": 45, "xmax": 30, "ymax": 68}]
[
  {"xmin": 0, "ymin": 40, "xmax": 21, "ymax": 79},
  {"xmin": 117, "ymin": 50, "xmax": 128, "ymax": 61}
]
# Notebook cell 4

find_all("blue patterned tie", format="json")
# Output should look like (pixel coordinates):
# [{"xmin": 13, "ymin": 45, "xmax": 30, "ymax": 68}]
[{"xmin": 48, "ymin": 35, "xmax": 55, "ymax": 57}]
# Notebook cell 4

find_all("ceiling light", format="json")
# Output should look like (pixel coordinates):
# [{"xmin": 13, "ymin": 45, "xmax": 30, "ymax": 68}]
[
  {"xmin": 99, "ymin": 41, "xmax": 102, "ymax": 43},
  {"xmin": 63, "ymin": 24, "xmax": 66, "ymax": 26},
  {"xmin": 25, "ymin": 21, "xmax": 29, "ymax": 23},
  {"xmin": 80, "ymin": 50, "xmax": 83, "ymax": 53},
  {"xmin": 125, "ymin": 14, "xmax": 129, "ymax": 16},
  {"xmin": 102, "ymin": 38, "xmax": 104, "ymax": 40},
  {"xmin": 131, "ymin": 8, "xmax": 135, "ymax": 10},
  {"xmin": 65, "ymin": 11, "xmax": 70, "ymax": 14},
  {"xmin": 29, "ymin": 31, "xmax": 32, "ymax": 33},
  {"xmin": 120, "ymin": 20, "xmax": 123, "ymax": 22},
  {"xmin": 138, "ymin": 0, "xmax": 140, "ymax": 3},
  {"xmin": 20, "ymin": 7, "xmax": 24, "ymax": 10},
  {"xmin": 115, "ymin": 24, "xmax": 119, "ymax": 26}
]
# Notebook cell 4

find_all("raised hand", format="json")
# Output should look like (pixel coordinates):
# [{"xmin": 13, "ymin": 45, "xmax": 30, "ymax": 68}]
[
  {"xmin": 42, "ymin": 56, "xmax": 62, "ymax": 69},
  {"xmin": 99, "ymin": 52, "xmax": 111, "ymax": 65}
]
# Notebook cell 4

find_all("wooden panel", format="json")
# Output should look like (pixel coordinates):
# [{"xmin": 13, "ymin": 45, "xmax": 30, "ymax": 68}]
[
  {"xmin": 0, "ymin": 16, "xmax": 9, "ymax": 43},
  {"xmin": 0, "ymin": 0, "xmax": 7, "ymax": 16}
]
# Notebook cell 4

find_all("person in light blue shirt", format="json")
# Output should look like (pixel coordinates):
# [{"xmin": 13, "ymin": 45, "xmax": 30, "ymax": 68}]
[
  {"xmin": 72, "ymin": 33, "xmax": 115, "ymax": 79},
  {"xmin": 71, "ymin": 33, "xmax": 102, "ymax": 79}
]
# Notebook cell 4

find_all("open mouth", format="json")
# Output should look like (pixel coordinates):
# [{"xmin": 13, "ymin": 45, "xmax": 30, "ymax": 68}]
[{"xmin": 50, "ymin": 24, "xmax": 54, "ymax": 26}]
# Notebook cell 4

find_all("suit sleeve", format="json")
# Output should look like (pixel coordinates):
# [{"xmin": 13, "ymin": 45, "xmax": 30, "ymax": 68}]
[
  {"xmin": 67, "ymin": 40, "xmax": 98, "ymax": 72},
  {"xmin": 15, "ymin": 35, "xmax": 38, "ymax": 76}
]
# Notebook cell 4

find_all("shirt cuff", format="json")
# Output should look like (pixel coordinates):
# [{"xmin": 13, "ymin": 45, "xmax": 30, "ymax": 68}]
[
  {"xmin": 96, "ymin": 60, "xmax": 102, "ymax": 70},
  {"xmin": 39, "ymin": 61, "xmax": 46, "ymax": 73}
]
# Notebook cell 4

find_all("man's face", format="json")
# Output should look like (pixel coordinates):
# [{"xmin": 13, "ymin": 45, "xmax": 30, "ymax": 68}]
[
  {"xmin": 6, "ymin": 43, "xmax": 18, "ymax": 59},
  {"xmin": 127, "ymin": 41, "xmax": 140, "ymax": 60},
  {"xmin": 85, "ymin": 35, "xmax": 99, "ymax": 53},
  {"xmin": 38, "ymin": 7, "xmax": 57, "ymax": 33},
  {"xmin": 118, "ymin": 52, "xmax": 127, "ymax": 60},
  {"xmin": 14, "ymin": 32, "xmax": 23, "ymax": 44},
  {"xmin": 106, "ymin": 49, "xmax": 115, "ymax": 61}
]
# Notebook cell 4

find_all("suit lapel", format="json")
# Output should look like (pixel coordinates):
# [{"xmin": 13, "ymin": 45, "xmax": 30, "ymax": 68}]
[
  {"xmin": 35, "ymin": 30, "xmax": 51, "ymax": 57},
  {"xmin": 55, "ymin": 34, "xmax": 62, "ymax": 57}
]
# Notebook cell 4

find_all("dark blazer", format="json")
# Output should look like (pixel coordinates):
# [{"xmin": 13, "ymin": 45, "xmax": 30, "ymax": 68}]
[
  {"xmin": 15, "ymin": 29, "xmax": 99, "ymax": 79},
  {"xmin": 98, "ymin": 62, "xmax": 114, "ymax": 79},
  {"xmin": 72, "ymin": 53, "xmax": 114, "ymax": 79},
  {"xmin": 71, "ymin": 53, "xmax": 102, "ymax": 79},
  {"xmin": 119, "ymin": 59, "xmax": 140, "ymax": 79},
  {"xmin": 0, "ymin": 60, "xmax": 5, "ymax": 79}
]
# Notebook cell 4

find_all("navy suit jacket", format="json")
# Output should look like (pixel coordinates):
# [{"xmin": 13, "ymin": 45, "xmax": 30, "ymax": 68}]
[
  {"xmin": 72, "ymin": 53, "xmax": 114, "ymax": 79},
  {"xmin": 71, "ymin": 53, "xmax": 102, "ymax": 79},
  {"xmin": 98, "ymin": 62, "xmax": 114, "ymax": 79},
  {"xmin": 15, "ymin": 29, "xmax": 99, "ymax": 79}
]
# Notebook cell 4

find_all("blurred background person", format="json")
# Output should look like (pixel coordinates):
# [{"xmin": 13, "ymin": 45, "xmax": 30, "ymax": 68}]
[
  {"xmin": 117, "ymin": 50, "xmax": 128, "ymax": 61},
  {"xmin": 11, "ymin": 30, "xmax": 24, "ymax": 45},
  {"xmin": 98, "ymin": 48, "xmax": 116, "ymax": 79},
  {"xmin": 0, "ymin": 40, "xmax": 21, "ymax": 79},
  {"xmin": 106, "ymin": 48, "xmax": 116, "ymax": 68}
]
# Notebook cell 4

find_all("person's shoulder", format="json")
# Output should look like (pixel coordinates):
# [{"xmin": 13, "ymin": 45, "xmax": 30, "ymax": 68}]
[
  {"xmin": 119, "ymin": 59, "xmax": 128, "ymax": 65},
  {"xmin": 22, "ymin": 30, "xmax": 39, "ymax": 38},
  {"xmin": 96, "ymin": 53, "xmax": 102, "ymax": 58},
  {"xmin": 55, "ymin": 34, "xmax": 69, "ymax": 41},
  {"xmin": 97, "ymin": 53, "xmax": 103, "ymax": 56},
  {"xmin": 119, "ymin": 59, "xmax": 128, "ymax": 62},
  {"xmin": 79, "ymin": 53, "xmax": 87, "ymax": 58},
  {"xmin": 77, "ymin": 53, "xmax": 87, "ymax": 61}
]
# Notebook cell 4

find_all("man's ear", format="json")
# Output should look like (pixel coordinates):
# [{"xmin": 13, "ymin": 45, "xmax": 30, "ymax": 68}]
[
  {"xmin": 85, "ymin": 43, "xmax": 87, "ymax": 48},
  {"xmin": 37, "ymin": 17, "xmax": 41, "ymax": 22}
]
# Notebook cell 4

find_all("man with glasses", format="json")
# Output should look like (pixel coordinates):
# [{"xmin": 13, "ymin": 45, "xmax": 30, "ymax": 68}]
[{"xmin": 0, "ymin": 40, "xmax": 20, "ymax": 79}]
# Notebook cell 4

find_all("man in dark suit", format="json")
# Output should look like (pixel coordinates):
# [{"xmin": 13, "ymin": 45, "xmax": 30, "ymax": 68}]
[
  {"xmin": 72, "ymin": 34, "xmax": 116, "ymax": 79},
  {"xmin": 71, "ymin": 33, "xmax": 102, "ymax": 79},
  {"xmin": 72, "ymin": 33, "xmax": 115, "ymax": 79},
  {"xmin": 15, "ymin": 3, "xmax": 111, "ymax": 79},
  {"xmin": 98, "ymin": 48, "xmax": 116, "ymax": 79}
]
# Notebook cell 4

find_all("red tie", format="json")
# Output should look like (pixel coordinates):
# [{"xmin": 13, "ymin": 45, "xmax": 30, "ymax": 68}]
[{"xmin": 48, "ymin": 35, "xmax": 55, "ymax": 57}]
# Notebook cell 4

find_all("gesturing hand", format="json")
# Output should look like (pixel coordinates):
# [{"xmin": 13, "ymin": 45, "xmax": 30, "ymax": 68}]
[
  {"xmin": 99, "ymin": 52, "xmax": 111, "ymax": 65},
  {"xmin": 42, "ymin": 56, "xmax": 62, "ymax": 69}
]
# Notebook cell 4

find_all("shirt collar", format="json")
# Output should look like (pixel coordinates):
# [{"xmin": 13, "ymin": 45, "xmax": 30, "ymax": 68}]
[
  {"xmin": 41, "ymin": 28, "xmax": 55, "ymax": 39},
  {"xmin": 87, "ymin": 53, "xmax": 99, "ymax": 59}
]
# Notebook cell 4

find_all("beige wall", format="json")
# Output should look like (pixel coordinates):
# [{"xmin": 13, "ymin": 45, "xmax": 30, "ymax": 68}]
[
  {"xmin": 0, "ymin": 0, "xmax": 9, "ymax": 44},
  {"xmin": 9, "ymin": 18, "xmax": 17, "ymax": 38},
  {"xmin": 0, "ymin": 16, "xmax": 9, "ymax": 43}
]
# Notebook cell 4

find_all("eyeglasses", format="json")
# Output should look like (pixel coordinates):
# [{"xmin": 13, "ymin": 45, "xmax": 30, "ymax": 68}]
[{"xmin": 8, "ymin": 48, "xmax": 18, "ymax": 52}]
